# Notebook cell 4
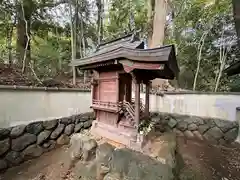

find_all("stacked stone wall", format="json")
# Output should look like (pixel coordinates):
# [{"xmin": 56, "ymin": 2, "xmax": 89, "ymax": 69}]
[
  {"xmin": 0, "ymin": 112, "xmax": 94, "ymax": 171},
  {"xmin": 151, "ymin": 112, "xmax": 239, "ymax": 144}
]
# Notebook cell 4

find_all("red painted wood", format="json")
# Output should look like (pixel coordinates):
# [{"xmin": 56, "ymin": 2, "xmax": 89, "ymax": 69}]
[
  {"xmin": 121, "ymin": 60, "xmax": 165, "ymax": 73},
  {"xmin": 94, "ymin": 71, "xmax": 119, "ymax": 125}
]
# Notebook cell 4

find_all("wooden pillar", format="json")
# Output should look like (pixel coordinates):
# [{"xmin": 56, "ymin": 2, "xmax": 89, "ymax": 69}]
[
  {"xmin": 236, "ymin": 107, "xmax": 240, "ymax": 143},
  {"xmin": 134, "ymin": 79, "xmax": 140, "ymax": 127},
  {"xmin": 91, "ymin": 77, "xmax": 94, "ymax": 101},
  {"xmin": 115, "ymin": 72, "xmax": 120, "ymax": 126},
  {"xmin": 145, "ymin": 81, "xmax": 150, "ymax": 117}
]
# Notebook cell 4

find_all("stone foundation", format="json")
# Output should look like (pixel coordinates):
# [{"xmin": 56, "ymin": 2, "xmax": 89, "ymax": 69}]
[
  {"xmin": 150, "ymin": 112, "xmax": 239, "ymax": 145},
  {"xmin": 0, "ymin": 112, "xmax": 94, "ymax": 172}
]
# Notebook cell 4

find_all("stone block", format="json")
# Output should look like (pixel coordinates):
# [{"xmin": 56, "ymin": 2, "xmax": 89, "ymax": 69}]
[
  {"xmin": 0, "ymin": 138, "xmax": 10, "ymax": 156},
  {"xmin": 0, "ymin": 159, "xmax": 8, "ymax": 171},
  {"xmin": 111, "ymin": 148, "xmax": 174, "ymax": 180},
  {"xmin": 5, "ymin": 151, "xmax": 24, "ymax": 166},
  {"xmin": 177, "ymin": 121, "xmax": 188, "ymax": 131},
  {"xmin": 214, "ymin": 119, "xmax": 237, "ymax": 133},
  {"xmin": 64, "ymin": 124, "xmax": 75, "ymax": 135},
  {"xmin": 50, "ymin": 124, "xmax": 65, "ymax": 139},
  {"xmin": 198, "ymin": 124, "xmax": 210, "ymax": 134},
  {"xmin": 203, "ymin": 133, "xmax": 218, "ymax": 144},
  {"xmin": 224, "ymin": 128, "xmax": 238, "ymax": 142},
  {"xmin": 74, "ymin": 123, "xmax": 84, "ymax": 133},
  {"xmin": 81, "ymin": 116, "xmax": 90, "ymax": 122},
  {"xmin": 173, "ymin": 128, "xmax": 184, "ymax": 137},
  {"xmin": 68, "ymin": 115, "xmax": 76, "ymax": 124},
  {"xmin": 96, "ymin": 143, "xmax": 114, "ymax": 161},
  {"xmin": 168, "ymin": 118, "xmax": 177, "ymax": 128},
  {"xmin": 57, "ymin": 134, "xmax": 70, "ymax": 145},
  {"xmin": 184, "ymin": 117, "xmax": 204, "ymax": 125},
  {"xmin": 155, "ymin": 133, "xmax": 176, "ymax": 169},
  {"xmin": 12, "ymin": 133, "xmax": 37, "ymax": 151},
  {"xmin": 22, "ymin": 144, "xmax": 43, "ymax": 160},
  {"xmin": 204, "ymin": 127, "xmax": 224, "ymax": 140},
  {"xmin": 204, "ymin": 119, "xmax": 216, "ymax": 128},
  {"xmin": 0, "ymin": 128, "xmax": 10, "ymax": 140},
  {"xmin": 42, "ymin": 140, "xmax": 56, "ymax": 152},
  {"xmin": 84, "ymin": 120, "xmax": 93, "ymax": 129},
  {"xmin": 184, "ymin": 130, "xmax": 194, "ymax": 139},
  {"xmin": 37, "ymin": 130, "xmax": 51, "ymax": 145},
  {"xmin": 60, "ymin": 117, "xmax": 71, "ymax": 125},
  {"xmin": 74, "ymin": 114, "xmax": 82, "ymax": 124},
  {"xmin": 188, "ymin": 123, "xmax": 198, "ymax": 131},
  {"xmin": 10, "ymin": 125, "xmax": 26, "ymax": 138},
  {"xmin": 70, "ymin": 134, "xmax": 97, "ymax": 161},
  {"xmin": 26, "ymin": 122, "xmax": 43, "ymax": 135},
  {"xmin": 192, "ymin": 131, "xmax": 203, "ymax": 140},
  {"xmin": 103, "ymin": 172, "xmax": 121, "ymax": 180},
  {"xmin": 43, "ymin": 120, "xmax": 58, "ymax": 130}
]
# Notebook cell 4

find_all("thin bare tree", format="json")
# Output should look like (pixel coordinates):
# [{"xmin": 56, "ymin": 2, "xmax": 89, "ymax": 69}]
[
  {"xmin": 6, "ymin": 14, "xmax": 16, "ymax": 65},
  {"xmin": 193, "ymin": 32, "xmax": 208, "ymax": 91},
  {"xmin": 20, "ymin": 1, "xmax": 30, "ymax": 73},
  {"xmin": 69, "ymin": 1, "xmax": 77, "ymax": 85},
  {"xmin": 214, "ymin": 29, "xmax": 232, "ymax": 92}
]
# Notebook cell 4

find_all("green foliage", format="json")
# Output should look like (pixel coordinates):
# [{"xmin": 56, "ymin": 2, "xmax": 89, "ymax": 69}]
[
  {"xmin": 32, "ymin": 35, "xmax": 71, "ymax": 78},
  {"xmin": 166, "ymin": 0, "xmax": 238, "ymax": 91},
  {"xmin": 0, "ymin": 0, "xmax": 98, "ymax": 79},
  {"xmin": 106, "ymin": 0, "xmax": 147, "ymax": 38},
  {"xmin": 0, "ymin": 0, "xmax": 239, "ymax": 91}
]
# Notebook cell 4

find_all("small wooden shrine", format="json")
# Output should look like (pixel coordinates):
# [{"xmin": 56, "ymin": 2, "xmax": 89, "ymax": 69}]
[{"xmin": 71, "ymin": 33, "xmax": 179, "ymax": 148}]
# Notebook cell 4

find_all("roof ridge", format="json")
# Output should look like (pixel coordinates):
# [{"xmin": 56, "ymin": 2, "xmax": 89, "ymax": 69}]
[{"xmin": 97, "ymin": 30, "xmax": 141, "ymax": 48}]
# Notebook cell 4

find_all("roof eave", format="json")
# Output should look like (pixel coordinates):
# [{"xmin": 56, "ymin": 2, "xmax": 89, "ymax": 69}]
[
  {"xmin": 70, "ymin": 45, "xmax": 175, "ymax": 67},
  {"xmin": 224, "ymin": 61, "xmax": 240, "ymax": 76}
]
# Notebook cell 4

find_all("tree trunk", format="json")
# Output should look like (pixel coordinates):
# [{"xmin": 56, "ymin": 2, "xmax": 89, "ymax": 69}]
[
  {"xmin": 149, "ymin": 0, "xmax": 170, "ymax": 90},
  {"xmin": 16, "ymin": 1, "xmax": 32, "ymax": 73},
  {"xmin": 6, "ymin": 15, "xmax": 16, "ymax": 66},
  {"xmin": 214, "ymin": 31, "xmax": 231, "ymax": 92},
  {"xmin": 69, "ymin": 2, "xmax": 76, "ymax": 85},
  {"xmin": 147, "ymin": 0, "xmax": 154, "ymax": 47},
  {"xmin": 150, "ymin": 0, "xmax": 168, "ymax": 48},
  {"xmin": 96, "ymin": 0, "xmax": 103, "ymax": 45},
  {"xmin": 193, "ymin": 33, "xmax": 207, "ymax": 91}
]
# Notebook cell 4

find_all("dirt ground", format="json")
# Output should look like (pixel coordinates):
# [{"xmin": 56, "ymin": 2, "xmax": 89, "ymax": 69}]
[
  {"xmin": 0, "ymin": 145, "xmax": 74, "ymax": 180},
  {"xmin": 177, "ymin": 137, "xmax": 240, "ymax": 180},
  {"xmin": 1, "ymin": 137, "xmax": 240, "ymax": 180}
]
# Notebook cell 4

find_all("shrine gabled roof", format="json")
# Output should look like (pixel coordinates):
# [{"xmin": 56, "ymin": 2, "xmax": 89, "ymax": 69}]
[
  {"xmin": 224, "ymin": 60, "xmax": 240, "ymax": 76},
  {"xmin": 74, "ymin": 33, "xmax": 144, "ymax": 63},
  {"xmin": 96, "ymin": 33, "xmax": 144, "ymax": 52},
  {"xmin": 71, "ymin": 45, "xmax": 175, "ymax": 66},
  {"xmin": 70, "ymin": 33, "xmax": 179, "ymax": 79},
  {"xmin": 233, "ymin": 0, "xmax": 240, "ymax": 47},
  {"xmin": 71, "ymin": 44, "xmax": 179, "ymax": 79}
]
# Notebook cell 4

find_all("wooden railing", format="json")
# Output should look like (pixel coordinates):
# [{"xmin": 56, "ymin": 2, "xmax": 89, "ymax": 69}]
[
  {"xmin": 131, "ymin": 98, "xmax": 145, "ymax": 112},
  {"xmin": 122, "ymin": 100, "xmax": 135, "ymax": 120},
  {"xmin": 92, "ymin": 99, "xmax": 119, "ymax": 110}
]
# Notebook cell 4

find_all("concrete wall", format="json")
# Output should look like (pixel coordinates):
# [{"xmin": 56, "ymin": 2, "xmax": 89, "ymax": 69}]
[
  {"xmin": 145, "ymin": 93, "xmax": 240, "ymax": 122},
  {"xmin": 1, "ymin": 86, "xmax": 240, "ymax": 128},
  {"xmin": 0, "ymin": 87, "xmax": 91, "ymax": 128}
]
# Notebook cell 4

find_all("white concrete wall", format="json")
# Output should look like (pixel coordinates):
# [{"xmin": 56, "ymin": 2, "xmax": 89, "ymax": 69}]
[
  {"xmin": 1, "ymin": 88, "xmax": 240, "ymax": 128},
  {"xmin": 139, "ymin": 93, "xmax": 240, "ymax": 122},
  {"xmin": 0, "ymin": 90, "xmax": 91, "ymax": 128}
]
